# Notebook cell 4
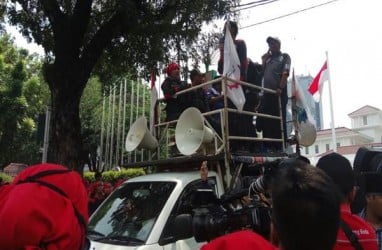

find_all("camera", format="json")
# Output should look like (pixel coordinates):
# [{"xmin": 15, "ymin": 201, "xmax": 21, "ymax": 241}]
[
  {"xmin": 188, "ymin": 157, "xmax": 302, "ymax": 242},
  {"xmin": 186, "ymin": 157, "xmax": 310, "ymax": 242},
  {"xmin": 190, "ymin": 187, "xmax": 271, "ymax": 242},
  {"xmin": 353, "ymin": 146, "xmax": 382, "ymax": 173},
  {"xmin": 351, "ymin": 146, "xmax": 382, "ymax": 213}
]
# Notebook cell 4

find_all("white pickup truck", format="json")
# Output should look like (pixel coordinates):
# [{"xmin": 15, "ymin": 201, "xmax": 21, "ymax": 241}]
[{"xmin": 87, "ymin": 170, "xmax": 225, "ymax": 250}]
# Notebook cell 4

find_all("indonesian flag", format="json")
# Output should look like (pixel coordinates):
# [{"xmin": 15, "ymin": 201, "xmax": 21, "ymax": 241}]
[
  {"xmin": 150, "ymin": 70, "xmax": 158, "ymax": 132},
  {"xmin": 223, "ymin": 23, "xmax": 246, "ymax": 111},
  {"xmin": 308, "ymin": 61, "xmax": 328, "ymax": 102}
]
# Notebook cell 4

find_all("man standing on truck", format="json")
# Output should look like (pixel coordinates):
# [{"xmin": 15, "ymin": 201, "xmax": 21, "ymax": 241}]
[
  {"xmin": 257, "ymin": 36, "xmax": 291, "ymax": 152},
  {"xmin": 161, "ymin": 62, "xmax": 190, "ymax": 121}
]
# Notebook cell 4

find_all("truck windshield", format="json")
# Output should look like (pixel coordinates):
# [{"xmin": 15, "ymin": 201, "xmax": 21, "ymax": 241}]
[{"xmin": 88, "ymin": 181, "xmax": 176, "ymax": 245}]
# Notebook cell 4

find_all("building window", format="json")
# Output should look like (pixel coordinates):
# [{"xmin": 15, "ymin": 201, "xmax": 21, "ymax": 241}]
[
  {"xmin": 305, "ymin": 147, "xmax": 309, "ymax": 155},
  {"xmin": 315, "ymin": 145, "xmax": 319, "ymax": 154},
  {"xmin": 326, "ymin": 144, "xmax": 330, "ymax": 151},
  {"xmin": 337, "ymin": 142, "xmax": 341, "ymax": 148},
  {"xmin": 363, "ymin": 116, "xmax": 368, "ymax": 125}
]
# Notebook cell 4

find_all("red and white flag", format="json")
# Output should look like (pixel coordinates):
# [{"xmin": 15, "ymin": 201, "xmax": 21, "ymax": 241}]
[
  {"xmin": 308, "ymin": 61, "xmax": 328, "ymax": 102},
  {"xmin": 223, "ymin": 23, "xmax": 245, "ymax": 111},
  {"xmin": 150, "ymin": 70, "xmax": 158, "ymax": 132}
]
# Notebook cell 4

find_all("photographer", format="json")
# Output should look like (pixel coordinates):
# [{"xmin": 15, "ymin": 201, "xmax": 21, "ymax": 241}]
[
  {"xmin": 359, "ymin": 172, "xmax": 382, "ymax": 250},
  {"xmin": 201, "ymin": 159, "xmax": 341, "ymax": 250}
]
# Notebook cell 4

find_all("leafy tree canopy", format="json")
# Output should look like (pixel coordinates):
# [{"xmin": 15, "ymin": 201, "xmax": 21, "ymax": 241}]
[
  {"xmin": 2, "ymin": 0, "xmax": 237, "ymax": 170},
  {"xmin": 0, "ymin": 33, "xmax": 49, "ymax": 168}
]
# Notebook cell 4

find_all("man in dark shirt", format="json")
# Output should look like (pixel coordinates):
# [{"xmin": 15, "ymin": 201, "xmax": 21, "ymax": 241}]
[
  {"xmin": 257, "ymin": 36, "xmax": 291, "ymax": 152},
  {"xmin": 189, "ymin": 68, "xmax": 210, "ymax": 114},
  {"xmin": 161, "ymin": 62, "xmax": 190, "ymax": 121},
  {"xmin": 217, "ymin": 21, "xmax": 249, "ymax": 151},
  {"xmin": 218, "ymin": 21, "xmax": 247, "ymax": 81}
]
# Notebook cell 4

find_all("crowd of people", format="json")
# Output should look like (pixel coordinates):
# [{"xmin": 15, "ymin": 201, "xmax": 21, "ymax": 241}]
[
  {"xmin": 161, "ymin": 20, "xmax": 291, "ymax": 153},
  {"xmin": 0, "ymin": 151, "xmax": 381, "ymax": 249},
  {"xmin": 202, "ymin": 152, "xmax": 382, "ymax": 250},
  {"xmin": 86, "ymin": 171, "xmax": 127, "ymax": 215}
]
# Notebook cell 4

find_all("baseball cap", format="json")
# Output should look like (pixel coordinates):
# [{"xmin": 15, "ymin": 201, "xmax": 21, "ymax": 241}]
[
  {"xmin": 190, "ymin": 68, "xmax": 202, "ymax": 80},
  {"xmin": 363, "ymin": 172, "xmax": 382, "ymax": 194},
  {"xmin": 266, "ymin": 36, "xmax": 281, "ymax": 45},
  {"xmin": 166, "ymin": 62, "xmax": 180, "ymax": 75},
  {"xmin": 316, "ymin": 152, "xmax": 355, "ymax": 197}
]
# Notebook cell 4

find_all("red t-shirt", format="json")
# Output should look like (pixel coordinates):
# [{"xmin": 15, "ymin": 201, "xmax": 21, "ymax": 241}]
[
  {"xmin": 0, "ymin": 164, "xmax": 88, "ymax": 250},
  {"xmin": 334, "ymin": 203, "xmax": 378, "ymax": 250},
  {"xmin": 201, "ymin": 230, "xmax": 276, "ymax": 250}
]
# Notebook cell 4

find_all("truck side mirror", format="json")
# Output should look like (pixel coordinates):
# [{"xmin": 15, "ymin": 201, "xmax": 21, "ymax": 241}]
[{"xmin": 173, "ymin": 214, "xmax": 193, "ymax": 240}]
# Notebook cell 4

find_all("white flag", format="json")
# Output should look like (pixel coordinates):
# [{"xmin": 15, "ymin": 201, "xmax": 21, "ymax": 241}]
[
  {"xmin": 223, "ymin": 24, "xmax": 246, "ymax": 111},
  {"xmin": 292, "ymin": 70, "xmax": 317, "ymax": 147}
]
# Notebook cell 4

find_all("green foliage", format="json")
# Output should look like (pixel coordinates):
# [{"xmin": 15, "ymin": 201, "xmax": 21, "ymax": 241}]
[
  {"xmin": 2, "ymin": 0, "xmax": 238, "ymax": 169},
  {"xmin": 0, "ymin": 33, "xmax": 49, "ymax": 168},
  {"xmin": 0, "ymin": 172, "xmax": 13, "ymax": 183},
  {"xmin": 83, "ymin": 168, "xmax": 145, "ymax": 183}
]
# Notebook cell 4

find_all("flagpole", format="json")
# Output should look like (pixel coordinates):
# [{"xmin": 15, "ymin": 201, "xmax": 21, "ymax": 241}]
[{"xmin": 326, "ymin": 51, "xmax": 337, "ymax": 152}]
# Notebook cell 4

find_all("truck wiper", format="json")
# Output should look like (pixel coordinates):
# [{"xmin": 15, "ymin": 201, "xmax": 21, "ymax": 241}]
[
  {"xmin": 94, "ymin": 235, "xmax": 145, "ymax": 245},
  {"xmin": 87, "ymin": 229, "xmax": 105, "ymax": 237}
]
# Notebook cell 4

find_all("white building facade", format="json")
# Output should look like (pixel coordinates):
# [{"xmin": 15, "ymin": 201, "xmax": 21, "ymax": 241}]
[{"xmin": 304, "ymin": 105, "xmax": 382, "ymax": 165}]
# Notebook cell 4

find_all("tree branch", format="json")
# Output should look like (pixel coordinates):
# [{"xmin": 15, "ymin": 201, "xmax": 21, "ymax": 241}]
[
  {"xmin": 71, "ymin": 0, "xmax": 93, "ymax": 54},
  {"xmin": 39, "ymin": 0, "xmax": 65, "ymax": 35},
  {"xmin": 80, "ymin": 10, "xmax": 127, "ymax": 82}
]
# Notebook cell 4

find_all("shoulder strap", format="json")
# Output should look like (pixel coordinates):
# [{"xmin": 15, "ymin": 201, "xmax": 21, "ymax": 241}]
[
  {"xmin": 339, "ymin": 219, "xmax": 363, "ymax": 250},
  {"xmin": 16, "ymin": 169, "xmax": 86, "ymax": 250}
]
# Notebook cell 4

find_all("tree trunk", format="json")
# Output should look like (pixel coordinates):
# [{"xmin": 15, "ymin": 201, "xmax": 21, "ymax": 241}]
[{"xmin": 45, "ymin": 62, "xmax": 88, "ymax": 172}]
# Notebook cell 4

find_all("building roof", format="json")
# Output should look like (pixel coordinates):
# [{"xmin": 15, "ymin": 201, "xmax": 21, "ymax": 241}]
[
  {"xmin": 3, "ymin": 163, "xmax": 28, "ymax": 177},
  {"xmin": 317, "ymin": 142, "xmax": 382, "ymax": 157},
  {"xmin": 316, "ymin": 126, "xmax": 374, "ymax": 142},
  {"xmin": 348, "ymin": 105, "xmax": 381, "ymax": 117},
  {"xmin": 317, "ymin": 127, "xmax": 361, "ymax": 137}
]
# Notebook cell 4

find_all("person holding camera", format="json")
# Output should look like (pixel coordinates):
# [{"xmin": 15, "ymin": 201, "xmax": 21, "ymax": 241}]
[
  {"xmin": 359, "ymin": 172, "xmax": 382, "ymax": 250},
  {"xmin": 317, "ymin": 152, "xmax": 378, "ymax": 250},
  {"xmin": 202, "ymin": 159, "xmax": 341, "ymax": 250}
]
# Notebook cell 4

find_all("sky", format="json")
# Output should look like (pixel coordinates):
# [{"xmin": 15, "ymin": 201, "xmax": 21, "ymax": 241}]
[
  {"xmin": 229, "ymin": 0, "xmax": 382, "ymax": 129},
  {"xmin": 7, "ymin": 0, "xmax": 382, "ymax": 130}
]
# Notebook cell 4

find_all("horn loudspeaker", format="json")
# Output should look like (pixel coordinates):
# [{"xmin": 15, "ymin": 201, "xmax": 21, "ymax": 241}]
[{"xmin": 125, "ymin": 117, "xmax": 158, "ymax": 152}]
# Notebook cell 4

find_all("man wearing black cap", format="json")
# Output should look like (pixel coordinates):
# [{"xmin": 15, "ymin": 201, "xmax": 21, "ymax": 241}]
[
  {"xmin": 360, "ymin": 172, "xmax": 382, "ymax": 250},
  {"xmin": 257, "ymin": 36, "xmax": 290, "ymax": 152},
  {"xmin": 317, "ymin": 152, "xmax": 378, "ymax": 250},
  {"xmin": 189, "ymin": 68, "xmax": 210, "ymax": 114}
]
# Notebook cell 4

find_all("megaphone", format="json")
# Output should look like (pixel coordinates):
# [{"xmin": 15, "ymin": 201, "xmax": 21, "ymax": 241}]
[
  {"xmin": 125, "ymin": 117, "xmax": 158, "ymax": 152},
  {"xmin": 175, "ymin": 107, "xmax": 214, "ymax": 155},
  {"xmin": 297, "ymin": 121, "xmax": 317, "ymax": 147}
]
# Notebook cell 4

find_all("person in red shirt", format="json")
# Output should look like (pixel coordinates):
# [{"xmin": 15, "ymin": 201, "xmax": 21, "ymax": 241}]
[
  {"xmin": 201, "ymin": 230, "xmax": 275, "ymax": 250},
  {"xmin": 88, "ymin": 171, "xmax": 109, "ymax": 214},
  {"xmin": 161, "ymin": 62, "xmax": 190, "ymax": 121},
  {"xmin": 317, "ymin": 152, "xmax": 378, "ymax": 250},
  {"xmin": 0, "ymin": 163, "xmax": 88, "ymax": 250}
]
